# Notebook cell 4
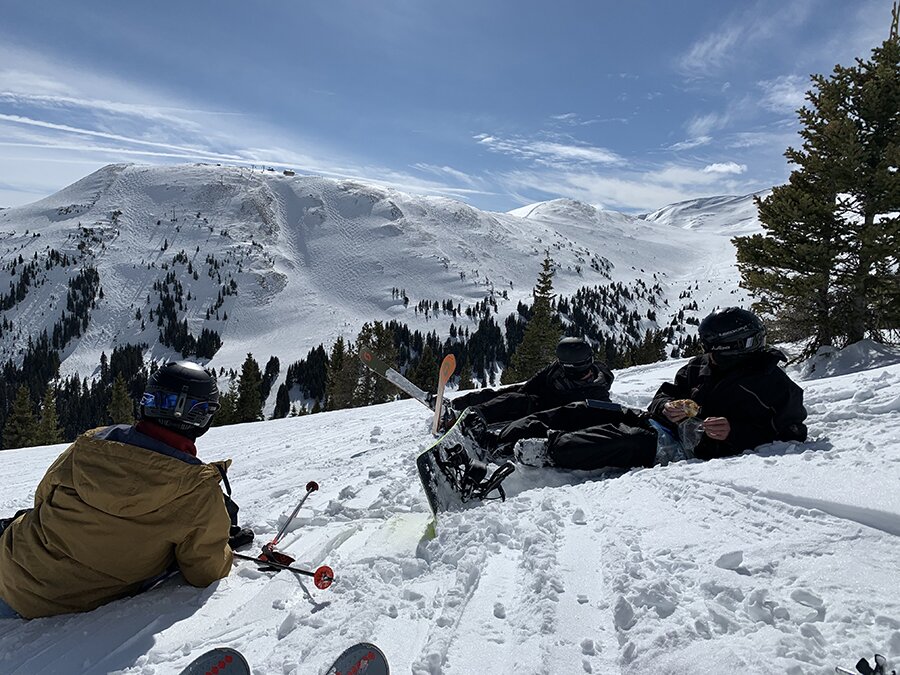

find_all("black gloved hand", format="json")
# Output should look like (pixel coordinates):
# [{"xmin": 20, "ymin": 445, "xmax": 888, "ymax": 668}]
[{"xmin": 228, "ymin": 525, "xmax": 255, "ymax": 550}]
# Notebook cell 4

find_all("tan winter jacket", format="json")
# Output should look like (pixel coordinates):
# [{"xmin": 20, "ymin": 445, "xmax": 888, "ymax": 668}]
[{"xmin": 0, "ymin": 427, "xmax": 233, "ymax": 618}]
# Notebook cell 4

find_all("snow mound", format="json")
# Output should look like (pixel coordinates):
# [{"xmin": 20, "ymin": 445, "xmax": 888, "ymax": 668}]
[{"xmin": 798, "ymin": 339, "xmax": 900, "ymax": 381}]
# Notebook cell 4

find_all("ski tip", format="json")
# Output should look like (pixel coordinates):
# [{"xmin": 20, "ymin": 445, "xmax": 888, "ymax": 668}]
[
  {"xmin": 314, "ymin": 565, "xmax": 335, "ymax": 590},
  {"xmin": 326, "ymin": 642, "xmax": 389, "ymax": 675}
]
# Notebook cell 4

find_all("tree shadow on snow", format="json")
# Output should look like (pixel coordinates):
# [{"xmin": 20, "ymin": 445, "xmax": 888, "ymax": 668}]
[{"xmin": 1, "ymin": 577, "xmax": 221, "ymax": 675}]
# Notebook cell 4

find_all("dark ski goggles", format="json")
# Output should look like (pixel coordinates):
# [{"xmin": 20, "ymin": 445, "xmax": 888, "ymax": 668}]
[{"xmin": 141, "ymin": 391, "xmax": 219, "ymax": 426}]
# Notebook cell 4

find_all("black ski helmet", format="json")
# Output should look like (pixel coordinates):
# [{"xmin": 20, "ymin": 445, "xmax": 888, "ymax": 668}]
[
  {"xmin": 556, "ymin": 337, "xmax": 594, "ymax": 377},
  {"xmin": 698, "ymin": 307, "xmax": 767, "ymax": 358},
  {"xmin": 140, "ymin": 360, "xmax": 220, "ymax": 437}
]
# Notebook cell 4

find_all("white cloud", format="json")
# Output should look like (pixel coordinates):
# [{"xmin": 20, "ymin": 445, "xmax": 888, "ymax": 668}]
[
  {"xmin": 494, "ymin": 158, "xmax": 761, "ymax": 213},
  {"xmin": 678, "ymin": 26, "xmax": 742, "ymax": 78},
  {"xmin": 413, "ymin": 163, "xmax": 482, "ymax": 188},
  {"xmin": 669, "ymin": 136, "xmax": 713, "ymax": 151},
  {"xmin": 677, "ymin": 0, "xmax": 816, "ymax": 79},
  {"xmin": 757, "ymin": 75, "xmax": 808, "ymax": 113},
  {"xmin": 475, "ymin": 133, "xmax": 622, "ymax": 167},
  {"xmin": 703, "ymin": 162, "xmax": 747, "ymax": 174},
  {"xmin": 687, "ymin": 112, "xmax": 729, "ymax": 138}
]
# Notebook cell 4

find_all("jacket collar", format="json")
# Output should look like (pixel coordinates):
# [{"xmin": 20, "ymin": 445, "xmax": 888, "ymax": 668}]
[{"xmin": 135, "ymin": 420, "xmax": 197, "ymax": 456}]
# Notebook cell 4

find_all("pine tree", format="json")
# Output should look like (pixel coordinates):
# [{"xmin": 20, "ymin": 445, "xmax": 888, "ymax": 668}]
[
  {"xmin": 212, "ymin": 380, "xmax": 238, "ymax": 426},
  {"xmin": 107, "ymin": 373, "xmax": 135, "ymax": 424},
  {"xmin": 458, "ymin": 360, "xmax": 475, "ymax": 391},
  {"xmin": 354, "ymin": 323, "xmax": 398, "ymax": 406},
  {"xmin": 37, "ymin": 386, "xmax": 64, "ymax": 444},
  {"xmin": 735, "ymin": 7, "xmax": 900, "ymax": 355},
  {"xmin": 410, "ymin": 344, "xmax": 439, "ymax": 393},
  {"xmin": 235, "ymin": 353, "xmax": 263, "ymax": 422},
  {"xmin": 502, "ymin": 255, "xmax": 563, "ymax": 384},
  {"xmin": 325, "ymin": 336, "xmax": 358, "ymax": 411},
  {"xmin": 273, "ymin": 382, "xmax": 291, "ymax": 419},
  {"xmin": 3, "ymin": 385, "xmax": 38, "ymax": 449}
]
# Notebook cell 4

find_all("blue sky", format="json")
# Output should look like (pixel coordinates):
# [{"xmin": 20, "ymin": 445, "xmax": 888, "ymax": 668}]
[{"xmin": 0, "ymin": 0, "xmax": 892, "ymax": 212}]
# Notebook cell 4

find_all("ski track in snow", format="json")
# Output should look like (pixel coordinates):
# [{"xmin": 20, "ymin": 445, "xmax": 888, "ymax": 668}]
[{"xmin": 1, "ymin": 355, "xmax": 900, "ymax": 674}]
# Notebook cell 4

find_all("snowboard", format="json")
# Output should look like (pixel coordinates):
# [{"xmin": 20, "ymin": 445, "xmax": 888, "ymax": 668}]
[
  {"xmin": 178, "ymin": 647, "xmax": 250, "ymax": 675},
  {"xmin": 416, "ymin": 408, "xmax": 515, "ymax": 514}
]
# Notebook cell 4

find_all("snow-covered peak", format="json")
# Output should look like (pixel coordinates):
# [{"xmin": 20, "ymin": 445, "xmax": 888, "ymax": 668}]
[
  {"xmin": 0, "ymin": 163, "xmax": 756, "ymax": 383},
  {"xmin": 641, "ymin": 191, "xmax": 769, "ymax": 234}
]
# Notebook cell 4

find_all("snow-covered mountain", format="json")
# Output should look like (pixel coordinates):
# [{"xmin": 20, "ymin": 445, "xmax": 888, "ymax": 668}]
[
  {"xmin": 1, "ymin": 343, "xmax": 898, "ymax": 674},
  {"xmin": 0, "ymin": 163, "xmax": 759, "ymax": 387}
]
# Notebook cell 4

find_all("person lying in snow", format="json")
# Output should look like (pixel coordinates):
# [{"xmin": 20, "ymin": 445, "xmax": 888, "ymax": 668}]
[
  {"xmin": 0, "ymin": 361, "xmax": 253, "ymax": 619},
  {"xmin": 473, "ymin": 307, "xmax": 808, "ymax": 470},
  {"xmin": 446, "ymin": 336, "xmax": 615, "ymax": 428}
]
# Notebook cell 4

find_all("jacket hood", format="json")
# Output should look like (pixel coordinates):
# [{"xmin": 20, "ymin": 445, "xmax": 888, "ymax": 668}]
[{"xmin": 70, "ymin": 429, "xmax": 222, "ymax": 518}]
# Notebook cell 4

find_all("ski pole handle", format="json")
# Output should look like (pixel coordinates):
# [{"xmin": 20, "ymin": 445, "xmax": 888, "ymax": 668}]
[{"xmin": 270, "ymin": 481, "xmax": 318, "ymax": 548}]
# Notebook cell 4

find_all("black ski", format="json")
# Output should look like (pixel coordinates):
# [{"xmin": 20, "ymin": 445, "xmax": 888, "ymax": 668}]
[{"xmin": 177, "ymin": 648, "xmax": 250, "ymax": 675}]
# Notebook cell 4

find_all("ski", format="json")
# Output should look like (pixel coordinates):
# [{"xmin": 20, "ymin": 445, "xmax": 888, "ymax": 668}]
[
  {"xmin": 431, "ymin": 353, "xmax": 456, "ymax": 435},
  {"xmin": 359, "ymin": 347, "xmax": 433, "ymax": 409},
  {"xmin": 233, "ymin": 552, "xmax": 335, "ymax": 589},
  {"xmin": 176, "ymin": 643, "xmax": 388, "ymax": 675},
  {"xmin": 325, "ymin": 642, "xmax": 390, "ymax": 675},
  {"xmin": 359, "ymin": 347, "xmax": 456, "ymax": 433},
  {"xmin": 417, "ymin": 408, "xmax": 515, "ymax": 515},
  {"xmin": 177, "ymin": 647, "xmax": 250, "ymax": 675}
]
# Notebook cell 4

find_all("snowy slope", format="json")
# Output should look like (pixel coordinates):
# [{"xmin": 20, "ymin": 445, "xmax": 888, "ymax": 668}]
[
  {"xmin": 0, "ymin": 164, "xmax": 759, "ymax": 385},
  {"xmin": 1, "ymin": 343, "xmax": 898, "ymax": 675}
]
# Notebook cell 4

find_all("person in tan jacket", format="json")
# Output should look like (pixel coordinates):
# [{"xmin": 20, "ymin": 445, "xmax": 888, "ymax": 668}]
[{"xmin": 0, "ymin": 360, "xmax": 249, "ymax": 619}]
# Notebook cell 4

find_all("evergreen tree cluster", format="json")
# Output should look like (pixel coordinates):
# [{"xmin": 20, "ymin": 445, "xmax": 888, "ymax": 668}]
[
  {"xmin": 151, "ymin": 268, "xmax": 223, "ymax": 359},
  {"xmin": 212, "ymin": 353, "xmax": 266, "ymax": 425},
  {"xmin": 1, "ymin": 342, "xmax": 147, "ymax": 449},
  {"xmin": 51, "ymin": 267, "xmax": 100, "ymax": 351},
  {"xmin": 735, "ymin": 9, "xmax": 900, "ymax": 355}
]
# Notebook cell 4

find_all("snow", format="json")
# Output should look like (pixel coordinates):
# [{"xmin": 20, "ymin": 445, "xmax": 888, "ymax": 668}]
[{"xmin": 1, "ymin": 343, "xmax": 899, "ymax": 674}]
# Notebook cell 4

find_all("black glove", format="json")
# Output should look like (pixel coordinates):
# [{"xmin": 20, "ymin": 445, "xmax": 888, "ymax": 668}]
[{"xmin": 228, "ymin": 525, "xmax": 255, "ymax": 550}]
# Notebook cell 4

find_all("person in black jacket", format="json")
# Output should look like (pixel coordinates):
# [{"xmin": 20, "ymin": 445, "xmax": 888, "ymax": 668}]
[
  {"xmin": 490, "ymin": 307, "xmax": 808, "ymax": 470},
  {"xmin": 647, "ymin": 307, "xmax": 807, "ymax": 461},
  {"xmin": 450, "ymin": 337, "xmax": 614, "ymax": 427}
]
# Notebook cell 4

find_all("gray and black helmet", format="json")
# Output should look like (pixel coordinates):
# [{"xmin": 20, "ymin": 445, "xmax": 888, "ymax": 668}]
[{"xmin": 140, "ymin": 360, "xmax": 220, "ymax": 436}]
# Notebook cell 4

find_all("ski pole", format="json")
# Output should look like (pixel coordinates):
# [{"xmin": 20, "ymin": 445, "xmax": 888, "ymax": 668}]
[
  {"xmin": 233, "ymin": 552, "xmax": 334, "ymax": 590},
  {"xmin": 267, "ymin": 480, "xmax": 318, "ymax": 551}
]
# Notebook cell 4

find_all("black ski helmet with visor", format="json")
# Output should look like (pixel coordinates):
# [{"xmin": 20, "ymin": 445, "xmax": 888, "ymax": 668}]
[
  {"xmin": 140, "ymin": 360, "xmax": 220, "ymax": 437},
  {"xmin": 698, "ymin": 307, "xmax": 767, "ymax": 363},
  {"xmin": 556, "ymin": 337, "xmax": 594, "ymax": 378}
]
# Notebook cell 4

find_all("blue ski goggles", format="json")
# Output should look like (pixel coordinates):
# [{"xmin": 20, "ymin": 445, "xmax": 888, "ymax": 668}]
[{"xmin": 141, "ymin": 391, "xmax": 219, "ymax": 426}]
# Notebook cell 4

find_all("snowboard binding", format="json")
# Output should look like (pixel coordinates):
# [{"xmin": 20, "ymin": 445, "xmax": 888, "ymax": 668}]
[{"xmin": 435, "ymin": 443, "xmax": 516, "ymax": 503}]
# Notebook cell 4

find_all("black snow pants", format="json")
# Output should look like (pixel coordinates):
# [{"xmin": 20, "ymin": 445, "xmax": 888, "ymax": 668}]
[{"xmin": 495, "ymin": 402, "xmax": 658, "ymax": 471}]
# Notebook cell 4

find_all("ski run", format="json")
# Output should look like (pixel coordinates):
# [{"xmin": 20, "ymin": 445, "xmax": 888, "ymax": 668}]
[{"xmin": 1, "ymin": 341, "xmax": 899, "ymax": 675}]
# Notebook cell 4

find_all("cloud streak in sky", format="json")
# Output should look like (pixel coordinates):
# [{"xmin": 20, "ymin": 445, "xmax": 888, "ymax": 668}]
[{"xmin": 475, "ymin": 133, "xmax": 623, "ymax": 168}]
